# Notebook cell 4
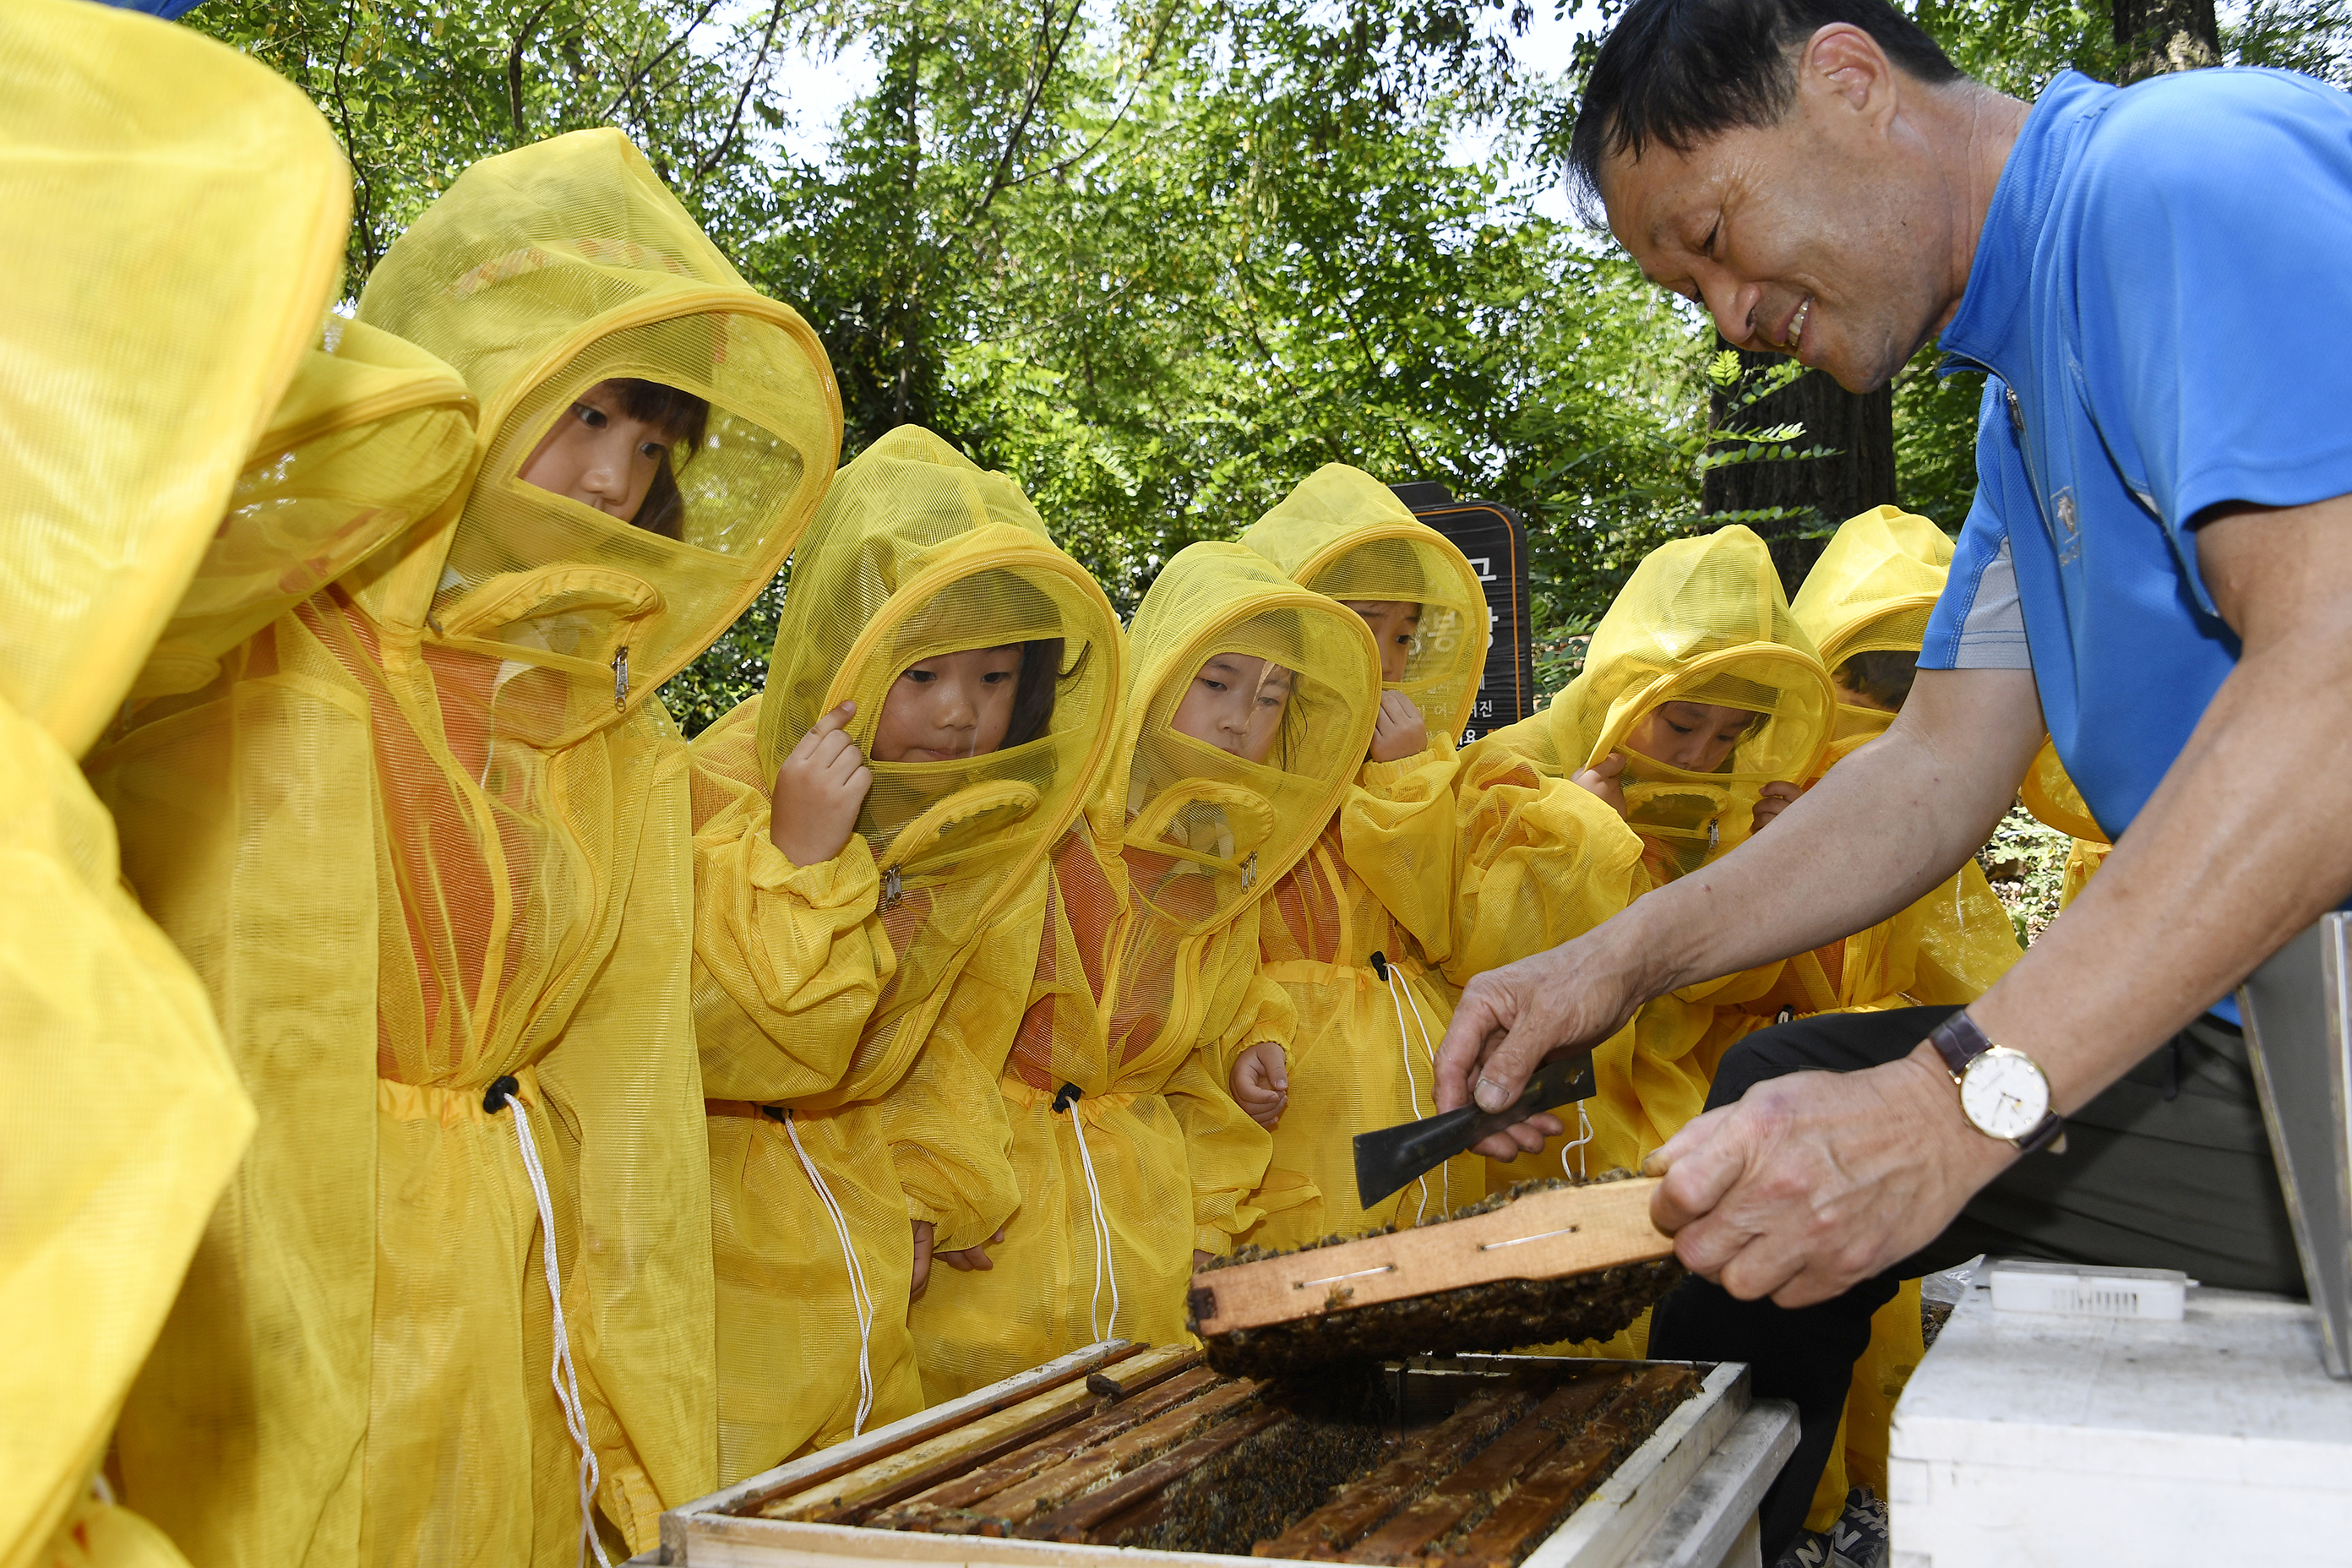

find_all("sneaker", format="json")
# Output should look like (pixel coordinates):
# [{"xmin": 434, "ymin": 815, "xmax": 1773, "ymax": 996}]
[
  {"xmin": 1827, "ymin": 1487, "xmax": 1890, "ymax": 1568},
  {"xmin": 1773, "ymin": 1531, "xmax": 1832, "ymax": 1568}
]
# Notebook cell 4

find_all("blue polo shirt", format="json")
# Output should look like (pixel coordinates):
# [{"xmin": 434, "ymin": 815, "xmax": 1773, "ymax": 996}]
[{"xmin": 1922, "ymin": 68, "xmax": 2352, "ymax": 1013}]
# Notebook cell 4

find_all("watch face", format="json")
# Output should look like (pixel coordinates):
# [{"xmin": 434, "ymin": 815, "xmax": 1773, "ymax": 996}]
[{"xmin": 1960, "ymin": 1047, "xmax": 2051, "ymax": 1141}]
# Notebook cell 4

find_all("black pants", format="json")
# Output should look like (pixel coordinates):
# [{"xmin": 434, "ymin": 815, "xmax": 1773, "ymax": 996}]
[{"xmin": 1646, "ymin": 1004, "xmax": 2302, "ymax": 1556}]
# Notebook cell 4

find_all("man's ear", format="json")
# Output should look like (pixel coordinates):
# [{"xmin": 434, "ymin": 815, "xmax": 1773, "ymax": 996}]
[{"xmin": 1800, "ymin": 22, "xmax": 1901, "ymax": 128}]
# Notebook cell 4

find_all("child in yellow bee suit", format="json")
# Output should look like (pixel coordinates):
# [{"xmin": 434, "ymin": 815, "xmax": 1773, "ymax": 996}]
[
  {"xmin": 3, "ymin": 7, "xmax": 345, "ymax": 1564},
  {"xmin": 1784, "ymin": 504, "xmax": 2025, "ymax": 1531},
  {"xmin": 1456, "ymin": 525, "xmax": 1836, "ymax": 1193},
  {"xmin": 90, "ymin": 129, "xmax": 841, "ymax": 1567},
  {"xmin": 909, "ymin": 542, "xmax": 1382, "ymax": 1400},
  {"xmin": 689, "ymin": 426, "xmax": 1122, "ymax": 1478},
  {"xmin": 1228, "ymin": 465, "xmax": 1505, "ymax": 1243},
  {"xmin": 1789, "ymin": 505, "xmax": 2022, "ymax": 1015}
]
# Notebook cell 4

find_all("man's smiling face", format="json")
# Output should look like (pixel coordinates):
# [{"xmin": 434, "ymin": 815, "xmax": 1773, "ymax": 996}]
[{"xmin": 1596, "ymin": 26, "xmax": 1959, "ymax": 394}]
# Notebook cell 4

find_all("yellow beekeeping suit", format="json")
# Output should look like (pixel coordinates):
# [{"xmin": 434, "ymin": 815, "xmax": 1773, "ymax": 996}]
[
  {"xmin": 912, "ymin": 543, "xmax": 1381, "ymax": 1400},
  {"xmin": 1789, "ymin": 505, "xmax": 2019, "ymax": 1530},
  {"xmin": 690, "ymin": 426, "xmax": 1121, "ymax": 1479},
  {"xmin": 1236, "ymin": 466, "xmax": 1496, "ymax": 1243},
  {"xmin": 2021, "ymin": 739, "xmax": 2111, "ymax": 907},
  {"xmin": 3, "ymin": 7, "xmax": 343, "ymax": 1566},
  {"xmin": 1791, "ymin": 506, "xmax": 2021, "ymax": 1012},
  {"xmin": 1470, "ymin": 525, "xmax": 1834, "ymax": 1184},
  {"xmin": 91, "ymin": 129, "xmax": 840, "ymax": 1568}
]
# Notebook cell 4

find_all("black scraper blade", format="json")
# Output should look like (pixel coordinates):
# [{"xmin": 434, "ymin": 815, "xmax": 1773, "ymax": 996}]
[{"xmin": 1353, "ymin": 1054, "xmax": 1596, "ymax": 1210}]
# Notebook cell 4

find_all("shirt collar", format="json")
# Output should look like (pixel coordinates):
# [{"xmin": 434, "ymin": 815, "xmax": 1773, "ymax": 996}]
[{"xmin": 1940, "ymin": 70, "xmax": 2116, "ymax": 383}]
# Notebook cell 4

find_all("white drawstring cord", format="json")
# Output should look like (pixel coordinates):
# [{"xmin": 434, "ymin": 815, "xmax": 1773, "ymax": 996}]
[
  {"xmin": 486, "ymin": 1075, "xmax": 613, "ymax": 1568},
  {"xmin": 1391, "ymin": 972, "xmax": 1451, "ymax": 1217},
  {"xmin": 1375, "ymin": 953, "xmax": 1446, "ymax": 1221},
  {"xmin": 776, "ymin": 1108, "xmax": 876, "ymax": 1438},
  {"xmin": 1560, "ymin": 1100, "xmax": 1595, "ymax": 1182},
  {"xmin": 1052, "ymin": 1084, "xmax": 1120, "ymax": 1342}
]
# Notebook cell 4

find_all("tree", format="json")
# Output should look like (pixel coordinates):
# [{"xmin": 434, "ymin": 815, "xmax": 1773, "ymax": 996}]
[
  {"xmin": 1698, "ymin": 337, "xmax": 1896, "ymax": 595},
  {"xmin": 2110, "ymin": 0, "xmax": 2220, "ymax": 77}
]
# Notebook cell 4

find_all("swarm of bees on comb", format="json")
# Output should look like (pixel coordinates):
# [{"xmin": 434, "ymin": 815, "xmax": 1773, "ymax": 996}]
[
  {"xmin": 1189, "ymin": 1174, "xmax": 1687, "ymax": 1378},
  {"xmin": 746, "ymin": 1345, "xmax": 1702, "ymax": 1566}
]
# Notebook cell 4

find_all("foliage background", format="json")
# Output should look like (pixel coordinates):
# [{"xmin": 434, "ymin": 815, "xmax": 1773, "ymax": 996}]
[{"xmin": 189, "ymin": 0, "xmax": 2352, "ymax": 733}]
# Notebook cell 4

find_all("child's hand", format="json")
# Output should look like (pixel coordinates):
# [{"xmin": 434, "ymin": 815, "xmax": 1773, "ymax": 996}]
[
  {"xmin": 1367, "ymin": 690, "xmax": 1429, "ymax": 764},
  {"xmin": 1750, "ymin": 781, "xmax": 1802, "ymax": 834},
  {"xmin": 1231, "ymin": 1041, "xmax": 1288, "ymax": 1128},
  {"xmin": 771, "ymin": 700, "xmax": 870, "ymax": 867},
  {"xmin": 1571, "ymin": 752, "xmax": 1629, "ymax": 817},
  {"xmin": 909, "ymin": 1220, "xmax": 1005, "ymax": 1304}
]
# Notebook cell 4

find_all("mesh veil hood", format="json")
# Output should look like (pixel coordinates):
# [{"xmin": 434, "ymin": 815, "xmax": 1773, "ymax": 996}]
[
  {"xmin": 0, "ymin": 0, "xmax": 346, "ymax": 758},
  {"xmin": 1554, "ymin": 524, "xmax": 1832, "ymax": 785},
  {"xmin": 1788, "ymin": 504, "xmax": 1952, "ymax": 672},
  {"xmin": 356, "ymin": 127, "xmax": 841, "ymax": 745},
  {"xmin": 1106, "ymin": 543, "xmax": 1380, "ymax": 934},
  {"xmin": 1239, "ymin": 463, "xmax": 1489, "ymax": 738},
  {"xmin": 754, "ymin": 425, "xmax": 1123, "ymax": 1032}
]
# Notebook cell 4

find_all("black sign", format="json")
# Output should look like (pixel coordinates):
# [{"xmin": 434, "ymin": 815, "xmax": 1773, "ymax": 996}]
[{"xmin": 1391, "ymin": 482, "xmax": 1537, "ymax": 747}]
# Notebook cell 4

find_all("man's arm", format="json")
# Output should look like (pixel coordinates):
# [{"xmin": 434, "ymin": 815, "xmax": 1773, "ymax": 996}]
[
  {"xmin": 1433, "ymin": 662, "xmax": 2044, "ymax": 1154},
  {"xmin": 1646, "ymin": 497, "xmax": 2352, "ymax": 1307}
]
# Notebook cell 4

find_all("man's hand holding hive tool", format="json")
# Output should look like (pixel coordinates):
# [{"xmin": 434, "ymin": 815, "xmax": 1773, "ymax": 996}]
[{"xmin": 1438, "ymin": 500, "xmax": 2352, "ymax": 1304}]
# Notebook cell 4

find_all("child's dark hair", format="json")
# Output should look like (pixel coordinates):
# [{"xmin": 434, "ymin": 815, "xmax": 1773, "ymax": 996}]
[
  {"xmin": 1002, "ymin": 639, "xmax": 1067, "ymax": 749},
  {"xmin": 1834, "ymin": 650, "xmax": 1919, "ymax": 710},
  {"xmin": 618, "ymin": 378, "xmax": 710, "ymax": 542}
]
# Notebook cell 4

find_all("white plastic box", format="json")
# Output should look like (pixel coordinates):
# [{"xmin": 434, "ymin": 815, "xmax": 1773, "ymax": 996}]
[{"xmin": 1890, "ymin": 1282, "xmax": 2352, "ymax": 1566}]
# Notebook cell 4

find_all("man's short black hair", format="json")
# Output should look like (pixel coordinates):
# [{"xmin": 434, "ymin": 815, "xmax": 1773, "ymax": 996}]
[{"xmin": 1569, "ymin": 0, "xmax": 1963, "ymax": 203}]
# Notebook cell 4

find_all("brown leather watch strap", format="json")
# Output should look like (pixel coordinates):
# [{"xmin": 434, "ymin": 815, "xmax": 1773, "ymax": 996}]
[
  {"xmin": 1926, "ymin": 1010, "xmax": 2067, "ymax": 1154},
  {"xmin": 1926, "ymin": 1010, "xmax": 1991, "ymax": 1081}
]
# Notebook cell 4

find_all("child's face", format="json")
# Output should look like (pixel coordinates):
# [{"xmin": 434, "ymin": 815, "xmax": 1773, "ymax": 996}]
[
  {"xmin": 517, "ymin": 379, "xmax": 680, "ymax": 524},
  {"xmin": 871, "ymin": 645, "xmax": 1023, "ymax": 762},
  {"xmin": 1623, "ymin": 700, "xmax": 1759, "ymax": 773},
  {"xmin": 1340, "ymin": 600, "xmax": 1420, "ymax": 685},
  {"xmin": 1170, "ymin": 652, "xmax": 1293, "ymax": 765}
]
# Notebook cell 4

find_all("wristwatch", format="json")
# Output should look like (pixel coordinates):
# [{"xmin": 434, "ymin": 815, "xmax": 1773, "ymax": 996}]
[{"xmin": 1926, "ymin": 1010, "xmax": 2067, "ymax": 1153}]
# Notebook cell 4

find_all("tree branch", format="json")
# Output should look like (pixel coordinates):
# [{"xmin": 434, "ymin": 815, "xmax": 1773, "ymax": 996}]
[
  {"xmin": 594, "ymin": 0, "xmax": 730, "ymax": 122},
  {"xmin": 956, "ymin": 0, "xmax": 1089, "ymax": 233},
  {"xmin": 691, "ymin": 0, "xmax": 799, "ymax": 188},
  {"xmin": 326, "ymin": 0, "xmax": 378, "ymax": 279},
  {"xmin": 508, "ymin": 0, "xmax": 562, "ymax": 144}
]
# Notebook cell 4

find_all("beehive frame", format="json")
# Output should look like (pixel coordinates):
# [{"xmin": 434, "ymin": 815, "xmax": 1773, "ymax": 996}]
[{"xmin": 656, "ymin": 1343, "xmax": 1770, "ymax": 1568}]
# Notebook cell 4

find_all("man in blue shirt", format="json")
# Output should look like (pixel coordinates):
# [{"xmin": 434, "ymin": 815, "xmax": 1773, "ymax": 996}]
[{"xmin": 1431, "ymin": 0, "xmax": 2352, "ymax": 1554}]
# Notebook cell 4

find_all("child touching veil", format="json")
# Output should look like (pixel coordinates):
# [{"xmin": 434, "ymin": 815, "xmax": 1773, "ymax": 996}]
[
  {"xmin": 690, "ymin": 427, "xmax": 1121, "ymax": 1480},
  {"xmin": 910, "ymin": 542, "xmax": 1380, "ymax": 1399}
]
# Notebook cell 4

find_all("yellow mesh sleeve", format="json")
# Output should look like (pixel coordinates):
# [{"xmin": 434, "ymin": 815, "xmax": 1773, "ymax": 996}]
[
  {"xmin": 0, "ymin": 705, "xmax": 252, "ymax": 1568},
  {"xmin": 1206, "ymin": 914, "xmax": 1297, "ymax": 1086},
  {"xmin": 690, "ymin": 698, "xmax": 894, "ymax": 1103},
  {"xmin": 1163, "ymin": 1048, "xmax": 1277, "ymax": 1255},
  {"xmin": 878, "ymin": 890, "xmax": 1043, "ymax": 1250},
  {"xmin": 1443, "ymin": 737, "xmax": 1646, "ymax": 986},
  {"xmin": 1342, "ymin": 732, "xmax": 1466, "ymax": 964}
]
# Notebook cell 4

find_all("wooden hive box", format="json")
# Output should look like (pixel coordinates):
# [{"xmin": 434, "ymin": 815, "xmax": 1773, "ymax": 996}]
[{"xmin": 656, "ymin": 1342, "xmax": 1797, "ymax": 1568}]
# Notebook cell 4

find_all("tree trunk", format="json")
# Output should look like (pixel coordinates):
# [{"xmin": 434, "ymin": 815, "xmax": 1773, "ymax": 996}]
[
  {"xmin": 1700, "ymin": 335, "xmax": 1897, "ymax": 598},
  {"xmin": 2111, "ymin": 0, "xmax": 2220, "ymax": 80}
]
